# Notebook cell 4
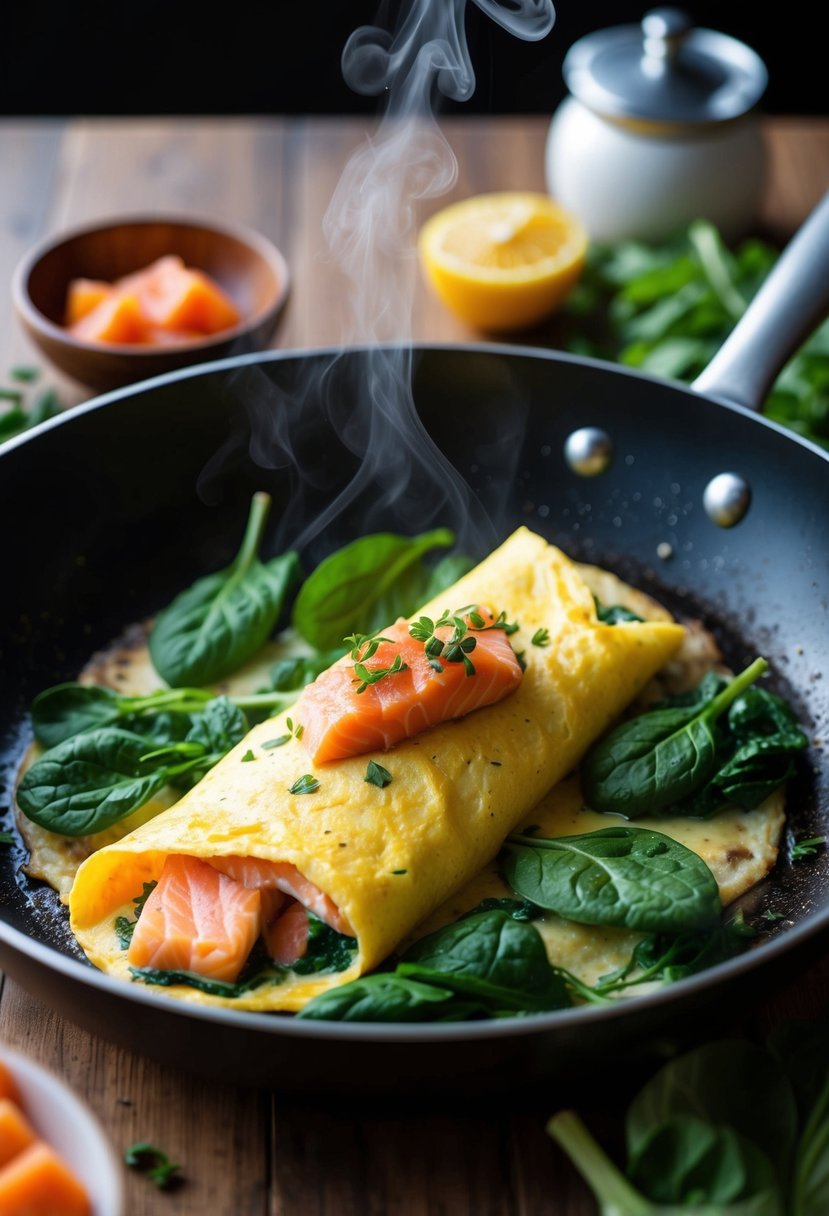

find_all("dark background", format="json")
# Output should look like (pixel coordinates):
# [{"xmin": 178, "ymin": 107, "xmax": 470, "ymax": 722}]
[{"xmin": 4, "ymin": 2, "xmax": 823, "ymax": 118}]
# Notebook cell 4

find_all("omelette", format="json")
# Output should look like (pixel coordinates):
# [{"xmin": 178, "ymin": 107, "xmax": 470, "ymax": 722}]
[{"xmin": 13, "ymin": 526, "xmax": 791, "ymax": 1014}]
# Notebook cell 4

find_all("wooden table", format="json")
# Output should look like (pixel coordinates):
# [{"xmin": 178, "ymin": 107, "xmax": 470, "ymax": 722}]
[{"xmin": 1, "ymin": 114, "xmax": 828, "ymax": 1215}]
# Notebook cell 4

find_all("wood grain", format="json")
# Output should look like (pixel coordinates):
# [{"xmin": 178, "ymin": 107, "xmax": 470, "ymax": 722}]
[{"xmin": 0, "ymin": 114, "xmax": 828, "ymax": 1216}]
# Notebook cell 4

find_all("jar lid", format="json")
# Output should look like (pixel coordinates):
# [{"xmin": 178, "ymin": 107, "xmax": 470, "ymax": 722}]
[{"xmin": 562, "ymin": 7, "xmax": 768, "ymax": 127}]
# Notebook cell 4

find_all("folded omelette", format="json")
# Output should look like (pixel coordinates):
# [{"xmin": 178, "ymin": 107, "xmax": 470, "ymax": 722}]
[{"xmin": 68, "ymin": 526, "xmax": 686, "ymax": 1011}]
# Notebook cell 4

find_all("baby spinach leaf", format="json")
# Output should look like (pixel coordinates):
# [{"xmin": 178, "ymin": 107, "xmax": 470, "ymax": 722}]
[
  {"xmin": 291, "ymin": 528, "xmax": 456, "ymax": 650},
  {"xmin": 16, "ymin": 728, "xmax": 171, "ymax": 836},
  {"xmin": 290, "ymin": 917, "xmax": 358, "ymax": 975},
  {"xmin": 581, "ymin": 659, "xmax": 772, "ymax": 819},
  {"xmin": 268, "ymin": 649, "xmax": 344, "ymax": 692},
  {"xmin": 30, "ymin": 682, "xmax": 215, "ymax": 749},
  {"xmin": 148, "ymin": 492, "xmax": 301, "ymax": 687},
  {"xmin": 628, "ymin": 1115, "xmax": 778, "ymax": 1207},
  {"xmin": 398, "ymin": 909, "xmax": 570, "ymax": 1013},
  {"xmin": 626, "ymin": 1041, "xmax": 798, "ymax": 1187},
  {"xmin": 296, "ymin": 974, "xmax": 470, "ymax": 1022},
  {"xmin": 299, "ymin": 910, "xmax": 568, "ymax": 1022},
  {"xmin": 503, "ymin": 827, "xmax": 721, "ymax": 934}
]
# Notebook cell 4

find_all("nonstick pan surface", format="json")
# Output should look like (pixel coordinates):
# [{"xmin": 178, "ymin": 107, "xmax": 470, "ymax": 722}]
[{"xmin": 1, "ymin": 336, "xmax": 828, "ymax": 1095}]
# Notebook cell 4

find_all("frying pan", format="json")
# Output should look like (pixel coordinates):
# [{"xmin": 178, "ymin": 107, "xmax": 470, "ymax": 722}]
[{"xmin": 2, "ymin": 194, "xmax": 829, "ymax": 1098}]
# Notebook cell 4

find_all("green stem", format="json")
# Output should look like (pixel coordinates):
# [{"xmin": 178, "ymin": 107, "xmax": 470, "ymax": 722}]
[
  {"xmin": 701, "ymin": 656, "xmax": 768, "ymax": 725},
  {"xmin": 228, "ymin": 690, "xmax": 300, "ymax": 712},
  {"xmin": 119, "ymin": 688, "xmax": 213, "ymax": 715},
  {"xmin": 689, "ymin": 219, "xmax": 748, "ymax": 322},
  {"xmin": 546, "ymin": 1111, "xmax": 654, "ymax": 1216}
]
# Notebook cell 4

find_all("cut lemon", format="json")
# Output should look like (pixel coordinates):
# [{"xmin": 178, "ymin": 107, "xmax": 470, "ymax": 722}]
[{"xmin": 418, "ymin": 192, "xmax": 588, "ymax": 332}]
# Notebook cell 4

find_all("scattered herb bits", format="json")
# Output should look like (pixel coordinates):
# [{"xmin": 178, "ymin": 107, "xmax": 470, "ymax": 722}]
[
  {"xmin": 365, "ymin": 760, "xmax": 392, "ymax": 788},
  {"xmin": 289, "ymin": 774, "xmax": 320, "ymax": 795}
]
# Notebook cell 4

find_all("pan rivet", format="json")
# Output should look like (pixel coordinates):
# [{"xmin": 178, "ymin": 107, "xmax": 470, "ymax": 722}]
[
  {"xmin": 703, "ymin": 472, "xmax": 752, "ymax": 527},
  {"xmin": 564, "ymin": 427, "xmax": 613, "ymax": 476}
]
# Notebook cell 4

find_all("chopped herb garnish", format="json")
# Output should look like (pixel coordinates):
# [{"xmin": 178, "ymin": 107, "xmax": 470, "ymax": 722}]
[
  {"xmin": 365, "ymin": 760, "xmax": 393, "ymax": 788},
  {"xmin": 409, "ymin": 610, "xmax": 478, "ymax": 676},
  {"xmin": 762, "ymin": 909, "xmax": 786, "ymax": 922},
  {"xmin": 0, "ymin": 830, "xmax": 14, "ymax": 846},
  {"xmin": 10, "ymin": 365, "xmax": 39, "ymax": 382},
  {"xmin": 791, "ymin": 834, "xmax": 825, "ymax": 860},
  {"xmin": 241, "ymin": 748, "xmax": 256, "ymax": 762},
  {"xmin": 289, "ymin": 774, "xmax": 320, "ymax": 795},
  {"xmin": 353, "ymin": 652, "xmax": 408, "ymax": 693},
  {"xmin": 262, "ymin": 735, "xmax": 291, "ymax": 749},
  {"xmin": 392, "ymin": 869, "xmax": 408, "ymax": 875},
  {"xmin": 516, "ymin": 651, "xmax": 527, "ymax": 671},
  {"xmin": 124, "ymin": 1142, "xmax": 181, "ymax": 1190},
  {"xmin": 531, "ymin": 627, "xmax": 550, "ymax": 647},
  {"xmin": 490, "ymin": 760, "xmax": 502, "ymax": 767}
]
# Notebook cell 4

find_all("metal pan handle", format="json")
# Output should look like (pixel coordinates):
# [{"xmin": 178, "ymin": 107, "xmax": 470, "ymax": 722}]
[{"xmin": 692, "ymin": 189, "xmax": 829, "ymax": 410}]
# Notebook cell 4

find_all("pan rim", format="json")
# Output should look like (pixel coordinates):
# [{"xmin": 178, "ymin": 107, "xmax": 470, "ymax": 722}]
[{"xmin": 3, "ymin": 339, "xmax": 829, "ymax": 467}]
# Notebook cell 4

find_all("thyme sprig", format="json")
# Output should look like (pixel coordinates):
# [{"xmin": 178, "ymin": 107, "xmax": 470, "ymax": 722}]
[
  {"xmin": 409, "ymin": 606, "xmax": 520, "ymax": 676},
  {"xmin": 345, "ymin": 632, "xmax": 409, "ymax": 694}
]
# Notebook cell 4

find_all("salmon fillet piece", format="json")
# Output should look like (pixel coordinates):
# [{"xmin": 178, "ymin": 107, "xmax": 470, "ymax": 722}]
[
  {"xmin": 127, "ymin": 854, "xmax": 262, "ymax": 983},
  {"xmin": 207, "ymin": 856, "xmax": 353, "ymax": 936},
  {"xmin": 263, "ymin": 899, "xmax": 310, "ymax": 965},
  {"xmin": 296, "ymin": 611, "xmax": 523, "ymax": 763}
]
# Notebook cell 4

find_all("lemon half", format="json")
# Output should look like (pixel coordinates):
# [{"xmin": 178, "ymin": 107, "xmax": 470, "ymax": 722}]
[{"xmin": 418, "ymin": 192, "xmax": 588, "ymax": 332}]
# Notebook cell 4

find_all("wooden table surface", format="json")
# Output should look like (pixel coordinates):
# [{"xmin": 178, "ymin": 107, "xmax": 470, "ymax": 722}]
[{"xmin": 1, "ymin": 113, "xmax": 828, "ymax": 1215}]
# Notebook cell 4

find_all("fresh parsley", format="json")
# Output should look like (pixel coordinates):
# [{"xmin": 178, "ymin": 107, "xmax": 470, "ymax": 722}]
[
  {"xmin": 365, "ymin": 760, "xmax": 392, "ymax": 788},
  {"xmin": 288, "ymin": 774, "xmax": 320, "ymax": 795},
  {"xmin": 124, "ymin": 1142, "xmax": 181, "ymax": 1190}
]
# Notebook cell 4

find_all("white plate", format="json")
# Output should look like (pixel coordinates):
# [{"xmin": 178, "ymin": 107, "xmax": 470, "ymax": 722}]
[{"xmin": 0, "ymin": 1046, "xmax": 124, "ymax": 1216}]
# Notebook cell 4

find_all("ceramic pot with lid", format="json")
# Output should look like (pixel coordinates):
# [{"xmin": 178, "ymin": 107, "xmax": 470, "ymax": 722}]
[{"xmin": 544, "ymin": 8, "xmax": 768, "ymax": 243}]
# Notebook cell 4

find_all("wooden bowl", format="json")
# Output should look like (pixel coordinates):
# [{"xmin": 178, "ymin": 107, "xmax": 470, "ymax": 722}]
[{"xmin": 11, "ymin": 214, "xmax": 290, "ymax": 392}]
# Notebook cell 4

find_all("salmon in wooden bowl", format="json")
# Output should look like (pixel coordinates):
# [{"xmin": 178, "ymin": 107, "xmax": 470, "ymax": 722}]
[
  {"xmin": 11, "ymin": 213, "xmax": 290, "ymax": 392},
  {"xmin": 0, "ymin": 1046, "xmax": 125, "ymax": 1214}
]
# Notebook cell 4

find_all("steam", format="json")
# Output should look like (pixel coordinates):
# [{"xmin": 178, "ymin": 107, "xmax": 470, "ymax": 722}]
[{"xmin": 209, "ymin": 0, "xmax": 555, "ymax": 559}]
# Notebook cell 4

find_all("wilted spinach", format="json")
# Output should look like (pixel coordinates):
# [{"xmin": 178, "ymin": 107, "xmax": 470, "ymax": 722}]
[
  {"xmin": 502, "ymin": 826, "xmax": 721, "ymax": 935},
  {"xmin": 582, "ymin": 659, "xmax": 807, "ymax": 820},
  {"xmin": 148, "ymin": 491, "xmax": 301, "ymax": 687}
]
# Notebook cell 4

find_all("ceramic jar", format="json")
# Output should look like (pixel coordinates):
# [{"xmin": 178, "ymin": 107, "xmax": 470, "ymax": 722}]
[{"xmin": 544, "ymin": 8, "xmax": 769, "ymax": 243}]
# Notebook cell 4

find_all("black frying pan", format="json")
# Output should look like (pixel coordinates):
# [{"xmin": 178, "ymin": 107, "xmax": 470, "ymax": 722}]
[{"xmin": 2, "ymin": 195, "xmax": 829, "ymax": 1097}]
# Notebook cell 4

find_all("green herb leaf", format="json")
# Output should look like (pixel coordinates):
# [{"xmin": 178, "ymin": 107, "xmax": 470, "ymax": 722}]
[
  {"xmin": 0, "ymin": 831, "xmax": 14, "ymax": 846},
  {"xmin": 124, "ymin": 1142, "xmax": 181, "ymax": 1190},
  {"xmin": 262, "ymin": 735, "xmax": 291, "ymax": 749},
  {"xmin": 531, "ymin": 627, "xmax": 550, "ymax": 647},
  {"xmin": 289, "ymin": 774, "xmax": 319, "ymax": 795},
  {"xmin": 365, "ymin": 760, "xmax": 392, "ymax": 788}
]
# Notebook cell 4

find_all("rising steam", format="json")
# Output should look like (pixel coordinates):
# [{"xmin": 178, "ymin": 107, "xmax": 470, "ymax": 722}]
[{"xmin": 210, "ymin": 0, "xmax": 555, "ymax": 558}]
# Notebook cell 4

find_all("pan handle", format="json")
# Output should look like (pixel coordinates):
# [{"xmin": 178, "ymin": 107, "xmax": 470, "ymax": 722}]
[{"xmin": 692, "ymin": 189, "xmax": 829, "ymax": 410}]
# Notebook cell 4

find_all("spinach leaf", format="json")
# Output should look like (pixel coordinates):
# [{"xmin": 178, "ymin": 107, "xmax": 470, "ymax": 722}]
[
  {"xmin": 31, "ymin": 682, "xmax": 213, "ymax": 749},
  {"xmin": 581, "ymin": 659, "xmax": 779, "ymax": 819},
  {"xmin": 268, "ymin": 649, "xmax": 344, "ymax": 692},
  {"xmin": 503, "ymin": 827, "xmax": 721, "ymax": 934},
  {"xmin": 31, "ymin": 680, "xmax": 299, "ymax": 750},
  {"xmin": 398, "ymin": 909, "xmax": 570, "ymax": 1013},
  {"xmin": 291, "ymin": 528, "xmax": 456, "ymax": 650},
  {"xmin": 16, "ymin": 728, "xmax": 172, "ymax": 836},
  {"xmin": 290, "ymin": 917, "xmax": 358, "ymax": 975},
  {"xmin": 548, "ymin": 1110, "xmax": 782, "ymax": 1216},
  {"xmin": 626, "ymin": 1041, "xmax": 798, "ymax": 1187},
  {"xmin": 148, "ymin": 491, "xmax": 301, "ymax": 687},
  {"xmin": 296, "ymin": 974, "xmax": 467, "ymax": 1022},
  {"xmin": 628, "ymin": 1115, "xmax": 778, "ymax": 1207},
  {"xmin": 299, "ymin": 909, "xmax": 569, "ymax": 1022},
  {"xmin": 19, "ymin": 696, "xmax": 249, "ymax": 836},
  {"xmin": 768, "ymin": 1020, "xmax": 829, "ymax": 1216}
]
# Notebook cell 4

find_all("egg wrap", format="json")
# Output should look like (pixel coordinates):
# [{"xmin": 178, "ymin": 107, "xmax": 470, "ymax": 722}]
[{"xmin": 68, "ymin": 527, "xmax": 686, "ymax": 1011}]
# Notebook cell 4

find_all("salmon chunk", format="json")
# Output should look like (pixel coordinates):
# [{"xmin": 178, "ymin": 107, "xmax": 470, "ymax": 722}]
[
  {"xmin": 296, "ymin": 611, "xmax": 523, "ymax": 763},
  {"xmin": 127, "ymin": 854, "xmax": 262, "ymax": 983}
]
